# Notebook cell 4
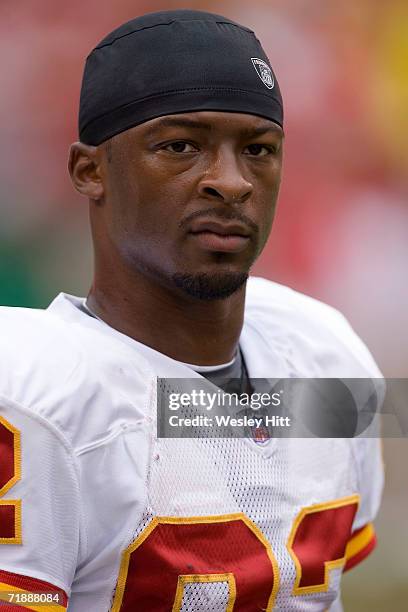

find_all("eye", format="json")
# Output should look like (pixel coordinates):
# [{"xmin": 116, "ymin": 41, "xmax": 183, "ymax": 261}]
[
  {"xmin": 243, "ymin": 144, "xmax": 276, "ymax": 157},
  {"xmin": 163, "ymin": 141, "xmax": 198, "ymax": 153}
]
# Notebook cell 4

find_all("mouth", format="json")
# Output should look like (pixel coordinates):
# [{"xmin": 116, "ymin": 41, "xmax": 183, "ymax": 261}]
[{"xmin": 188, "ymin": 219, "xmax": 251, "ymax": 253}]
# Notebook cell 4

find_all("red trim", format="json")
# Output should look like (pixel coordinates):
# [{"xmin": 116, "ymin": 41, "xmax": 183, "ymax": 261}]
[
  {"xmin": 0, "ymin": 569, "xmax": 68, "ymax": 606},
  {"xmin": 343, "ymin": 533, "xmax": 377, "ymax": 571}
]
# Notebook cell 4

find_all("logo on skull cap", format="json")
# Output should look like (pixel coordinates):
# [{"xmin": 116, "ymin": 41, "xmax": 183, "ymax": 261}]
[{"xmin": 251, "ymin": 58, "xmax": 274, "ymax": 90}]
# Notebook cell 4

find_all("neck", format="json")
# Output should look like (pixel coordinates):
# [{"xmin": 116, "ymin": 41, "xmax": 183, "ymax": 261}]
[{"xmin": 88, "ymin": 267, "xmax": 246, "ymax": 366}]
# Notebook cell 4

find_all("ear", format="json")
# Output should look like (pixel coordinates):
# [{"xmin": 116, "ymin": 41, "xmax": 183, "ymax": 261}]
[{"xmin": 68, "ymin": 142, "xmax": 104, "ymax": 201}]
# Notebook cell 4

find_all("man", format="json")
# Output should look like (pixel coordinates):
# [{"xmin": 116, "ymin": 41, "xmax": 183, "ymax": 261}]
[{"xmin": 0, "ymin": 9, "xmax": 383, "ymax": 611}]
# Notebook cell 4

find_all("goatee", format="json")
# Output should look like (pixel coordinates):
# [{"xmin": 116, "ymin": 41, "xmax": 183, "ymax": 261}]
[{"xmin": 172, "ymin": 272, "xmax": 248, "ymax": 301}]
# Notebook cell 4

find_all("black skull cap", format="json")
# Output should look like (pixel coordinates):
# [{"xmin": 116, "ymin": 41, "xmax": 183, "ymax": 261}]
[{"xmin": 79, "ymin": 9, "xmax": 284, "ymax": 145}]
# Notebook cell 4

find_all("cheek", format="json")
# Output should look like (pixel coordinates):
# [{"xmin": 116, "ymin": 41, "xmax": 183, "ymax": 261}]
[
  {"xmin": 252, "ymin": 174, "xmax": 281, "ymax": 248},
  {"xmin": 105, "ymin": 174, "xmax": 185, "ymax": 252},
  {"xmin": 258, "ymin": 200, "xmax": 276, "ymax": 244},
  {"xmin": 255, "ymin": 170, "xmax": 281, "ymax": 217},
  {"xmin": 105, "ymin": 162, "xmax": 153, "ymax": 234}
]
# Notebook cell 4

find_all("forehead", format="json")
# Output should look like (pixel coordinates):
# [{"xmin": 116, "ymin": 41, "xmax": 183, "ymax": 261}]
[{"xmin": 130, "ymin": 111, "xmax": 284, "ymax": 140}]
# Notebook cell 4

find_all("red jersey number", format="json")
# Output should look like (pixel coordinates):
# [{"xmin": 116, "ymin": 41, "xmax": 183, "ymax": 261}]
[
  {"xmin": 111, "ymin": 514, "xmax": 278, "ymax": 611},
  {"xmin": 112, "ymin": 496, "xmax": 359, "ymax": 610},
  {"xmin": 0, "ymin": 415, "xmax": 22, "ymax": 544}
]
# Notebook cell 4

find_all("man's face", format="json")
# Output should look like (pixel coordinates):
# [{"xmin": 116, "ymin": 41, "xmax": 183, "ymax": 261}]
[{"xmin": 98, "ymin": 111, "xmax": 283, "ymax": 300}]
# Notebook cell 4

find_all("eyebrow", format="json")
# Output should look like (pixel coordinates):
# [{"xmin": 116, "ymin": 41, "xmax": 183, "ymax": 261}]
[
  {"xmin": 144, "ymin": 117, "xmax": 284, "ymax": 138},
  {"xmin": 240, "ymin": 124, "xmax": 284, "ymax": 138}
]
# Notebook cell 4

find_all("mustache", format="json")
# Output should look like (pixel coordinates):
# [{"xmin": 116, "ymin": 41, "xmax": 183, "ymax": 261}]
[{"xmin": 179, "ymin": 207, "xmax": 259, "ymax": 234}]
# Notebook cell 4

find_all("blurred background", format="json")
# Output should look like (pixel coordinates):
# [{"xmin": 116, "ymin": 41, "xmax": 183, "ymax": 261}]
[{"xmin": 0, "ymin": 0, "xmax": 407, "ymax": 609}]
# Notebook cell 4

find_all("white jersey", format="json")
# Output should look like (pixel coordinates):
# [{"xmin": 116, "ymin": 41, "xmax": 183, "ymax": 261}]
[{"xmin": 0, "ymin": 277, "xmax": 383, "ymax": 611}]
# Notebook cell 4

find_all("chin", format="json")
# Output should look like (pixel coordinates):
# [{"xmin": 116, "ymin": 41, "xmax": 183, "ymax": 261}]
[{"xmin": 172, "ymin": 271, "xmax": 248, "ymax": 301}]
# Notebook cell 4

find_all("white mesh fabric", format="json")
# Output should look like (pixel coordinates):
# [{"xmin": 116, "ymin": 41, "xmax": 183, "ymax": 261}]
[
  {"xmin": 124, "ymin": 382, "xmax": 362, "ymax": 611},
  {"xmin": 180, "ymin": 581, "xmax": 230, "ymax": 612}
]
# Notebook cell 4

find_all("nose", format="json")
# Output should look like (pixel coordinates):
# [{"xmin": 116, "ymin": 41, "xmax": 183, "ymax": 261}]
[{"xmin": 198, "ymin": 147, "xmax": 253, "ymax": 205}]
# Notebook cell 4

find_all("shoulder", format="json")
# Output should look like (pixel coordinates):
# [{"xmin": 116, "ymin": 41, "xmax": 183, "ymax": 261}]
[
  {"xmin": 0, "ymin": 298, "xmax": 155, "ymax": 449},
  {"xmin": 245, "ymin": 276, "xmax": 382, "ymax": 377},
  {"xmin": 0, "ymin": 305, "xmax": 74, "ymax": 396}
]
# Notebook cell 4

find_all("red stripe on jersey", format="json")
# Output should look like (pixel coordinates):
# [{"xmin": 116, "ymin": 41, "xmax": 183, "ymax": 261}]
[
  {"xmin": 0, "ymin": 570, "xmax": 68, "ymax": 606},
  {"xmin": 344, "ymin": 528, "xmax": 377, "ymax": 571}
]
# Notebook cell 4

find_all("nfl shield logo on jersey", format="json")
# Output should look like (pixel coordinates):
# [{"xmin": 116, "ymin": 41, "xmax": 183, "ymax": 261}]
[
  {"xmin": 251, "ymin": 57, "xmax": 275, "ymax": 89},
  {"xmin": 250, "ymin": 423, "xmax": 270, "ymax": 445}
]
